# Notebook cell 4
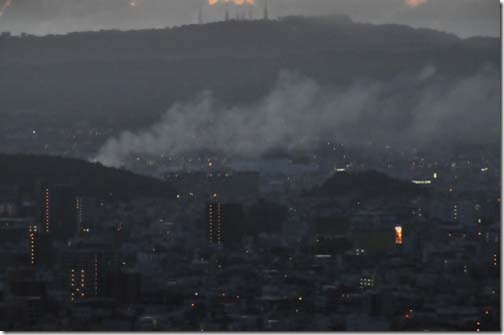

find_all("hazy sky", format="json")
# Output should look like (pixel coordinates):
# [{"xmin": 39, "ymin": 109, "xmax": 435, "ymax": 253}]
[{"xmin": 0, "ymin": 0, "xmax": 500, "ymax": 37}]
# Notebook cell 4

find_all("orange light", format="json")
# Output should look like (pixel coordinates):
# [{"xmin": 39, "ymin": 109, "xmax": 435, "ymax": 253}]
[
  {"xmin": 395, "ymin": 226, "xmax": 403, "ymax": 245},
  {"xmin": 0, "ymin": 0, "xmax": 13, "ymax": 16},
  {"xmin": 405, "ymin": 0, "xmax": 427, "ymax": 8},
  {"xmin": 209, "ymin": 0, "xmax": 255, "ymax": 5}
]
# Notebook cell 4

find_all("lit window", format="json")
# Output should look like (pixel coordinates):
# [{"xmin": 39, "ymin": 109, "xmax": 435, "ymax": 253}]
[{"xmin": 395, "ymin": 226, "xmax": 403, "ymax": 245}]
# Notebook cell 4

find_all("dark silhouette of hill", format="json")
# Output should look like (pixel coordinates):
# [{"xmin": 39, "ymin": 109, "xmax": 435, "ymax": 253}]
[
  {"xmin": 0, "ymin": 15, "xmax": 465, "ymax": 62},
  {"xmin": 0, "ymin": 15, "xmax": 499, "ymax": 131},
  {"xmin": 0, "ymin": 154, "xmax": 176, "ymax": 198},
  {"xmin": 309, "ymin": 170, "xmax": 426, "ymax": 199}
]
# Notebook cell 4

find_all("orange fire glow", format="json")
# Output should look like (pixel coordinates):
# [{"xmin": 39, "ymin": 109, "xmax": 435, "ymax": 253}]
[
  {"xmin": 395, "ymin": 226, "xmax": 403, "ymax": 245},
  {"xmin": 0, "ymin": 0, "xmax": 12, "ymax": 17},
  {"xmin": 209, "ymin": 0, "xmax": 255, "ymax": 6},
  {"xmin": 405, "ymin": 0, "xmax": 427, "ymax": 8}
]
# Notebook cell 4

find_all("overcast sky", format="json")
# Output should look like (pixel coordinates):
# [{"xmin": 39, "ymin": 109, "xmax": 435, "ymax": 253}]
[{"xmin": 0, "ymin": 0, "xmax": 500, "ymax": 37}]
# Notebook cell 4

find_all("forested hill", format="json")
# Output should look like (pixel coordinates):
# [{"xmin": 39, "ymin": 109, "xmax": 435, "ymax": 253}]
[
  {"xmin": 0, "ymin": 15, "xmax": 497, "ymax": 62},
  {"xmin": 0, "ymin": 154, "xmax": 177, "ymax": 199},
  {"xmin": 0, "ymin": 15, "xmax": 499, "ymax": 128},
  {"xmin": 309, "ymin": 170, "xmax": 427, "ymax": 200}
]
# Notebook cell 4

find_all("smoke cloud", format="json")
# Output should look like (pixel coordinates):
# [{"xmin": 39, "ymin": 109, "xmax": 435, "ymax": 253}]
[{"xmin": 95, "ymin": 67, "xmax": 499, "ymax": 168}]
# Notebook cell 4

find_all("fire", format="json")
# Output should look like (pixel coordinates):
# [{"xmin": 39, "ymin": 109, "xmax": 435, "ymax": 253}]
[
  {"xmin": 209, "ymin": 0, "xmax": 255, "ymax": 6},
  {"xmin": 405, "ymin": 0, "xmax": 427, "ymax": 8},
  {"xmin": 0, "ymin": 0, "xmax": 12, "ymax": 17}
]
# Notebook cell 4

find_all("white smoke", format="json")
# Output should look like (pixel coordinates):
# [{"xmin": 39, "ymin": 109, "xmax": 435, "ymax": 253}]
[{"xmin": 95, "ymin": 67, "xmax": 499, "ymax": 167}]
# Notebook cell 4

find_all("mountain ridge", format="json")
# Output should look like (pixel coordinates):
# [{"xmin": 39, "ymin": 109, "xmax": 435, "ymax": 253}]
[
  {"xmin": 0, "ymin": 154, "xmax": 177, "ymax": 199},
  {"xmin": 309, "ymin": 170, "xmax": 427, "ymax": 200},
  {"xmin": 0, "ymin": 15, "xmax": 497, "ymax": 63},
  {"xmin": 0, "ymin": 15, "xmax": 499, "ymax": 130}
]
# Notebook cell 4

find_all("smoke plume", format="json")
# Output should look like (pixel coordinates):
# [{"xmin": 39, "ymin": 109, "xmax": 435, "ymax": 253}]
[{"xmin": 95, "ymin": 67, "xmax": 499, "ymax": 167}]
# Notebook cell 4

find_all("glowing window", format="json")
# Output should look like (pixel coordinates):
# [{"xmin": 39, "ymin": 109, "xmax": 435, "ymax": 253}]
[{"xmin": 395, "ymin": 226, "xmax": 403, "ymax": 245}]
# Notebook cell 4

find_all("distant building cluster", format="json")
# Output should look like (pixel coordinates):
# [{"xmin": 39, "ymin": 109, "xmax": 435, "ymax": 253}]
[{"xmin": 0, "ymin": 144, "xmax": 500, "ymax": 331}]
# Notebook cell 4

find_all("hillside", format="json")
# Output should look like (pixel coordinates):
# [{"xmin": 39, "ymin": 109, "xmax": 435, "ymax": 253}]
[
  {"xmin": 309, "ymin": 170, "xmax": 426, "ymax": 199},
  {"xmin": 0, "ymin": 154, "xmax": 177, "ymax": 199},
  {"xmin": 0, "ymin": 15, "xmax": 464, "ymax": 62},
  {"xmin": 0, "ymin": 16, "xmax": 499, "ymax": 130}
]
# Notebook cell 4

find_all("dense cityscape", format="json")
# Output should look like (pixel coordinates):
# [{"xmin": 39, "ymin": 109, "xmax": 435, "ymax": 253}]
[{"xmin": 0, "ymin": 138, "xmax": 500, "ymax": 331}]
